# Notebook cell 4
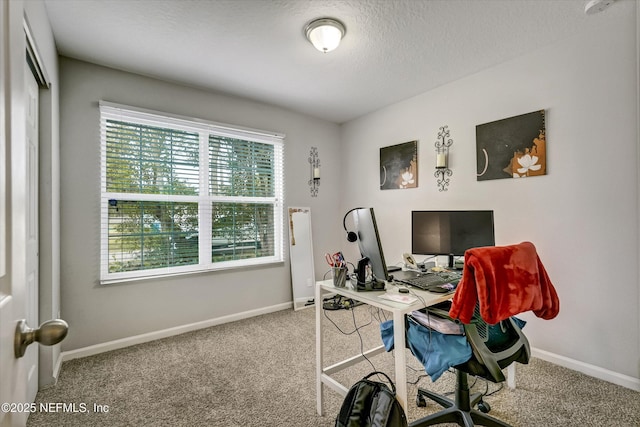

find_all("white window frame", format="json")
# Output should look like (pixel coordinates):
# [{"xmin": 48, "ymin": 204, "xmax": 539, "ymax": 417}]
[{"xmin": 99, "ymin": 101, "xmax": 285, "ymax": 284}]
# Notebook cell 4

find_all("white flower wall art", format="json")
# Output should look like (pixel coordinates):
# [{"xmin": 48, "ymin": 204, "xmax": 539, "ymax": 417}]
[{"xmin": 476, "ymin": 110, "xmax": 546, "ymax": 181}]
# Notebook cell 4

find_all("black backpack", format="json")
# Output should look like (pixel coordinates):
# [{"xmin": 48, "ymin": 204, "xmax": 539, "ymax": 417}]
[{"xmin": 335, "ymin": 371, "xmax": 408, "ymax": 427}]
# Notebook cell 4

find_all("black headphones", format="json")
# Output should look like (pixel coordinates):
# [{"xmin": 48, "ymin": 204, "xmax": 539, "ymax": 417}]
[{"xmin": 343, "ymin": 207, "xmax": 364, "ymax": 242}]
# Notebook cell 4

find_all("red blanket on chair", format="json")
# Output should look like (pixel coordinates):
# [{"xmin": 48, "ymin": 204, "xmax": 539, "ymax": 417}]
[{"xmin": 449, "ymin": 242, "xmax": 560, "ymax": 324}]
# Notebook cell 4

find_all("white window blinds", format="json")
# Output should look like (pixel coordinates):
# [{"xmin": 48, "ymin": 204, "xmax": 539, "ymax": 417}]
[{"xmin": 99, "ymin": 101, "xmax": 285, "ymax": 284}]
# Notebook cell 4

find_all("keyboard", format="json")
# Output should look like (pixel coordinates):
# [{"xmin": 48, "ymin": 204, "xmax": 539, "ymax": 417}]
[{"xmin": 398, "ymin": 272, "xmax": 461, "ymax": 293}]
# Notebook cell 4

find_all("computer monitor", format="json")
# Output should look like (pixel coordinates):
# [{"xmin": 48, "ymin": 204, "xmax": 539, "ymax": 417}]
[
  {"xmin": 352, "ymin": 207, "xmax": 389, "ymax": 284},
  {"xmin": 411, "ymin": 210, "xmax": 495, "ymax": 268}
]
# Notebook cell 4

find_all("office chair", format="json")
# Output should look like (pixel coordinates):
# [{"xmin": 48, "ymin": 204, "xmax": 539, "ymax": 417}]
[
  {"xmin": 409, "ymin": 302, "xmax": 530, "ymax": 427},
  {"xmin": 410, "ymin": 242, "xmax": 558, "ymax": 427}
]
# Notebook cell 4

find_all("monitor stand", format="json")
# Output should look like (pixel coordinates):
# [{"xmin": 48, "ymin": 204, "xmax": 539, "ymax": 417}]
[
  {"xmin": 448, "ymin": 254, "xmax": 463, "ymax": 270},
  {"xmin": 355, "ymin": 279, "xmax": 385, "ymax": 292},
  {"xmin": 355, "ymin": 257, "xmax": 385, "ymax": 291}
]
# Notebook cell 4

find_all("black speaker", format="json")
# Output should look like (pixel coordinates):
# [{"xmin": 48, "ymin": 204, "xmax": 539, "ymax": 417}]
[{"xmin": 343, "ymin": 207, "xmax": 364, "ymax": 242}]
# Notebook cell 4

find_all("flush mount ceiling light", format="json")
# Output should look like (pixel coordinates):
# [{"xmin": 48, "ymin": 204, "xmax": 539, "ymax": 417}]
[
  {"xmin": 304, "ymin": 18, "xmax": 346, "ymax": 53},
  {"xmin": 584, "ymin": 0, "xmax": 615, "ymax": 14}
]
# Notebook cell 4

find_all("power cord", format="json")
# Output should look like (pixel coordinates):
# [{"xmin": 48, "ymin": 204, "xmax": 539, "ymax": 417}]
[
  {"xmin": 322, "ymin": 302, "xmax": 391, "ymax": 379},
  {"xmin": 322, "ymin": 302, "xmax": 374, "ymax": 335},
  {"xmin": 350, "ymin": 305, "xmax": 378, "ymax": 373},
  {"xmin": 322, "ymin": 295, "xmax": 363, "ymax": 310}
]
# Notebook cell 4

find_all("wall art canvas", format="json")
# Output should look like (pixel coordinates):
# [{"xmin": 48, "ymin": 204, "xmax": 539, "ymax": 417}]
[
  {"xmin": 476, "ymin": 110, "xmax": 546, "ymax": 181},
  {"xmin": 380, "ymin": 140, "xmax": 418, "ymax": 190}
]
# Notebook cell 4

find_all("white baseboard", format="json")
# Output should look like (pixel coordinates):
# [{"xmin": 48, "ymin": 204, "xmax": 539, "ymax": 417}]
[
  {"xmin": 61, "ymin": 302, "xmax": 292, "ymax": 362},
  {"xmin": 532, "ymin": 347, "xmax": 640, "ymax": 391},
  {"xmin": 52, "ymin": 351, "xmax": 64, "ymax": 380}
]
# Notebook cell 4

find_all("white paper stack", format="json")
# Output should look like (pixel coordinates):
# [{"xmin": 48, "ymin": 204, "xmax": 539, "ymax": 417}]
[{"xmin": 410, "ymin": 310, "xmax": 464, "ymax": 335}]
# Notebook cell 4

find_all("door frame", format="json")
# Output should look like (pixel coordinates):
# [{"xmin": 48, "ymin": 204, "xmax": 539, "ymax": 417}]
[{"xmin": 24, "ymin": 8, "xmax": 59, "ymax": 391}]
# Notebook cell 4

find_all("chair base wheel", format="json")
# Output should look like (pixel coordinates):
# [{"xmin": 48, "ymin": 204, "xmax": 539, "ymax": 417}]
[
  {"xmin": 411, "ymin": 371, "xmax": 511, "ymax": 427},
  {"xmin": 477, "ymin": 400, "xmax": 491, "ymax": 413},
  {"xmin": 416, "ymin": 394, "xmax": 427, "ymax": 407}
]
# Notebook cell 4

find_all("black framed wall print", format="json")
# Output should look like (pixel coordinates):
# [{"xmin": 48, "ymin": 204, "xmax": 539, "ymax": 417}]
[
  {"xmin": 476, "ymin": 110, "xmax": 546, "ymax": 181},
  {"xmin": 380, "ymin": 140, "xmax": 418, "ymax": 190}
]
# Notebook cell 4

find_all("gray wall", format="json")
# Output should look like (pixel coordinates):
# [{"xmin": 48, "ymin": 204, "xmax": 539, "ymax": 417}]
[
  {"xmin": 59, "ymin": 58, "xmax": 343, "ymax": 350},
  {"xmin": 339, "ymin": 2, "xmax": 638, "ymax": 381}
]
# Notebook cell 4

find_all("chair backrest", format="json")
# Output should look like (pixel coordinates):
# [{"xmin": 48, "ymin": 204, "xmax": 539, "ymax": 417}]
[
  {"xmin": 449, "ymin": 241, "xmax": 560, "ymax": 325},
  {"xmin": 446, "ymin": 241, "xmax": 559, "ymax": 382},
  {"xmin": 425, "ymin": 301, "xmax": 531, "ymax": 382},
  {"xmin": 460, "ymin": 305, "xmax": 531, "ymax": 383}
]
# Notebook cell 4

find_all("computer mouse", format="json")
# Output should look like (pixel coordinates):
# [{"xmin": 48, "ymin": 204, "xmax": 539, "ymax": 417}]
[{"xmin": 399, "ymin": 288, "xmax": 410, "ymax": 294}]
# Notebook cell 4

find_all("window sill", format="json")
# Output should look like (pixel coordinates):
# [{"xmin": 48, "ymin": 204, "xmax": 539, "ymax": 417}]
[{"xmin": 100, "ymin": 259, "xmax": 285, "ymax": 285}]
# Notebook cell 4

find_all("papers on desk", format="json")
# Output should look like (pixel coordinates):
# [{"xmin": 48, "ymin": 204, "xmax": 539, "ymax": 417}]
[
  {"xmin": 378, "ymin": 292, "xmax": 418, "ymax": 304},
  {"xmin": 410, "ymin": 310, "xmax": 464, "ymax": 335}
]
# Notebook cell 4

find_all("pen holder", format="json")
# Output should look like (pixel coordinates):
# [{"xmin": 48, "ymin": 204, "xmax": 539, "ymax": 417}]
[{"xmin": 332, "ymin": 266, "xmax": 348, "ymax": 288}]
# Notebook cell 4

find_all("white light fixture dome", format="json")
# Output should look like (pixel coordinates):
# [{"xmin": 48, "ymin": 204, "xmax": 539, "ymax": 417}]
[
  {"xmin": 584, "ymin": 0, "xmax": 615, "ymax": 14},
  {"xmin": 304, "ymin": 18, "xmax": 346, "ymax": 53}
]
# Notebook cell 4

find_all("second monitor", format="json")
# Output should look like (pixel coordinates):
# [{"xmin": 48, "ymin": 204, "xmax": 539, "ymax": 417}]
[{"xmin": 352, "ymin": 207, "xmax": 389, "ymax": 289}]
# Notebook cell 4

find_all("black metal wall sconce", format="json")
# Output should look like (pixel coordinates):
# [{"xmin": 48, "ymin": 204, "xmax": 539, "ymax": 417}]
[
  {"xmin": 434, "ymin": 126, "xmax": 453, "ymax": 192},
  {"xmin": 309, "ymin": 147, "xmax": 320, "ymax": 197}
]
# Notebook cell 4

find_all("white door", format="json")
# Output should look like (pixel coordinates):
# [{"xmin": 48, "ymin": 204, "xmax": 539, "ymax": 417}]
[
  {"xmin": 0, "ymin": 6, "xmax": 59, "ymax": 424},
  {"xmin": 0, "ymin": 3, "xmax": 33, "ymax": 424}
]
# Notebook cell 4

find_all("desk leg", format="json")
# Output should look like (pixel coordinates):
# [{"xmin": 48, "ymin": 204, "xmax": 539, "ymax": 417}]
[
  {"xmin": 315, "ymin": 283, "xmax": 324, "ymax": 416},
  {"xmin": 393, "ymin": 310, "xmax": 408, "ymax": 414},
  {"xmin": 506, "ymin": 364, "xmax": 516, "ymax": 389}
]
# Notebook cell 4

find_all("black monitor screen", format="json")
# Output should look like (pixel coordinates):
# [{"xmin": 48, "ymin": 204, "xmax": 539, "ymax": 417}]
[
  {"xmin": 353, "ymin": 207, "xmax": 389, "ymax": 282},
  {"xmin": 411, "ymin": 210, "xmax": 495, "ymax": 262}
]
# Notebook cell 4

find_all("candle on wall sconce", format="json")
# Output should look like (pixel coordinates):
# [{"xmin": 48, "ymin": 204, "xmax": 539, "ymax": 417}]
[
  {"xmin": 436, "ymin": 148, "xmax": 447, "ymax": 169},
  {"xmin": 309, "ymin": 147, "xmax": 320, "ymax": 197},
  {"xmin": 434, "ymin": 126, "xmax": 453, "ymax": 191}
]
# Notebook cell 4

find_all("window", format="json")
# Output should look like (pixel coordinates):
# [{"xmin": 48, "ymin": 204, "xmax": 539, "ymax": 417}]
[{"xmin": 99, "ymin": 102, "xmax": 284, "ymax": 284}]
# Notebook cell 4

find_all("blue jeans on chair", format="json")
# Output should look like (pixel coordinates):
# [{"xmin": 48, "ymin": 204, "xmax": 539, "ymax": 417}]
[{"xmin": 380, "ymin": 317, "xmax": 472, "ymax": 381}]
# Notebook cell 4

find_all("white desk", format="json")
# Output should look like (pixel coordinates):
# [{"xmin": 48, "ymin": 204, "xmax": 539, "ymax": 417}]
[{"xmin": 315, "ymin": 279, "xmax": 453, "ymax": 416}]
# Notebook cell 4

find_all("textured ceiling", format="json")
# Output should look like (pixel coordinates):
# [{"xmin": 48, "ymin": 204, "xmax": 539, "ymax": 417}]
[{"xmin": 43, "ymin": 0, "xmax": 621, "ymax": 123}]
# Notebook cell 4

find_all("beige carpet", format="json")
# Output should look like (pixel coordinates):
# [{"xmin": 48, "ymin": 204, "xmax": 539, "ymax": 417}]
[{"xmin": 27, "ymin": 306, "xmax": 639, "ymax": 426}]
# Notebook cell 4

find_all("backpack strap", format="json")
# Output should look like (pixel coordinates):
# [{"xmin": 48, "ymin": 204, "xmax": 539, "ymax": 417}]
[
  {"xmin": 362, "ymin": 371, "xmax": 396, "ymax": 395},
  {"xmin": 336, "ymin": 372, "xmax": 407, "ymax": 427}
]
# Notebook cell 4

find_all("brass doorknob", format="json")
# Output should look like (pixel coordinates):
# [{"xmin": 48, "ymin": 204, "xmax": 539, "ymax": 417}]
[{"xmin": 14, "ymin": 319, "xmax": 68, "ymax": 358}]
